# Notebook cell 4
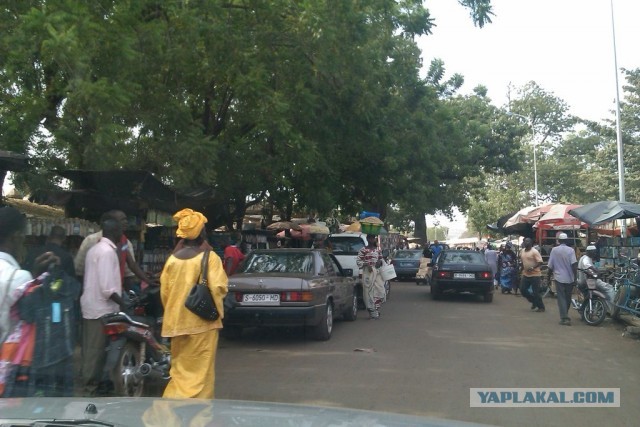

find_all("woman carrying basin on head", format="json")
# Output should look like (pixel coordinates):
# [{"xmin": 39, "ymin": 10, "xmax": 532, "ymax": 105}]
[
  {"xmin": 160, "ymin": 209, "xmax": 228, "ymax": 398},
  {"xmin": 356, "ymin": 234, "xmax": 386, "ymax": 319}
]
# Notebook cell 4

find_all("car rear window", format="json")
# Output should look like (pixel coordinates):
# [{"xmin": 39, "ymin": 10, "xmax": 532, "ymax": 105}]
[
  {"xmin": 441, "ymin": 252, "xmax": 485, "ymax": 264},
  {"xmin": 394, "ymin": 251, "xmax": 422, "ymax": 259},
  {"xmin": 241, "ymin": 252, "xmax": 314, "ymax": 274},
  {"xmin": 328, "ymin": 237, "xmax": 365, "ymax": 255}
]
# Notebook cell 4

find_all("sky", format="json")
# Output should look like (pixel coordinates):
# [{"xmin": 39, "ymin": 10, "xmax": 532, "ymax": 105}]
[
  {"xmin": 421, "ymin": 0, "xmax": 640, "ymax": 238},
  {"xmin": 418, "ymin": 0, "xmax": 640, "ymax": 123}
]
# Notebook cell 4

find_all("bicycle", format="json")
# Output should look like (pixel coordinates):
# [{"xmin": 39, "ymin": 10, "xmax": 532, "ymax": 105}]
[
  {"xmin": 607, "ymin": 256, "xmax": 640, "ymax": 319},
  {"xmin": 611, "ymin": 275, "xmax": 640, "ymax": 320}
]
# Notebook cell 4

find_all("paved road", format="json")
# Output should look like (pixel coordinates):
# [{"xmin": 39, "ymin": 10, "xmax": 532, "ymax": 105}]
[{"xmin": 215, "ymin": 280, "xmax": 640, "ymax": 427}]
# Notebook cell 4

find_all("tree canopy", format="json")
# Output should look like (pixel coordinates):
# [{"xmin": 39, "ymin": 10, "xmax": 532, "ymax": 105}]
[
  {"xmin": 1, "ymin": 0, "xmax": 526, "ymax": 232},
  {"xmin": 466, "ymin": 70, "xmax": 640, "ymax": 237}
]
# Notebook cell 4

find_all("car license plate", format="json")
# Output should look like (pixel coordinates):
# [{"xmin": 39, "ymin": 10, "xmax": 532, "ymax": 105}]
[
  {"xmin": 243, "ymin": 294, "xmax": 280, "ymax": 305},
  {"xmin": 401, "ymin": 262, "xmax": 413, "ymax": 267},
  {"xmin": 454, "ymin": 273, "xmax": 475, "ymax": 279}
]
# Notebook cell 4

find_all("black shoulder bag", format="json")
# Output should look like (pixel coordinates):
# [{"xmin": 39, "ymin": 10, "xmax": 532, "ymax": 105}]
[{"xmin": 184, "ymin": 250, "xmax": 219, "ymax": 321}]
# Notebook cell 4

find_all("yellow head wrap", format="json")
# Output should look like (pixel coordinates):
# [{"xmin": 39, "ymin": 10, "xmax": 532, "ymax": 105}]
[{"xmin": 173, "ymin": 208, "xmax": 207, "ymax": 240}]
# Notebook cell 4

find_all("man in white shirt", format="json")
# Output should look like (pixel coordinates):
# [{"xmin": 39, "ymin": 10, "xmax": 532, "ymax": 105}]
[
  {"xmin": 80, "ymin": 218, "xmax": 127, "ymax": 396},
  {"xmin": 547, "ymin": 233, "xmax": 578, "ymax": 326},
  {"xmin": 75, "ymin": 210, "xmax": 155, "ymax": 289},
  {"xmin": 577, "ymin": 245, "xmax": 615, "ymax": 304}
]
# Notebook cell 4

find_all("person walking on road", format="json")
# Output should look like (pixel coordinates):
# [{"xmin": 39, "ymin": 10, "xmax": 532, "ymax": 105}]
[
  {"xmin": 356, "ymin": 234, "xmax": 385, "ymax": 319},
  {"xmin": 547, "ymin": 233, "xmax": 578, "ymax": 326},
  {"xmin": 498, "ymin": 242, "xmax": 517, "ymax": 294},
  {"xmin": 519, "ymin": 238, "xmax": 545, "ymax": 312},
  {"xmin": 484, "ymin": 244, "xmax": 498, "ymax": 289},
  {"xmin": 160, "ymin": 209, "xmax": 228, "ymax": 398}
]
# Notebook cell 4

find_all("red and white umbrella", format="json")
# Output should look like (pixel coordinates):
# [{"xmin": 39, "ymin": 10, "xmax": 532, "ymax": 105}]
[
  {"xmin": 533, "ymin": 204, "xmax": 586, "ymax": 230},
  {"xmin": 502, "ymin": 205, "xmax": 547, "ymax": 229}
]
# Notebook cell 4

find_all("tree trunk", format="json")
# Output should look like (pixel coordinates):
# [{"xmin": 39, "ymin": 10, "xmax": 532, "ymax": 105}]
[
  {"xmin": 413, "ymin": 214, "xmax": 427, "ymax": 242},
  {"xmin": 0, "ymin": 170, "xmax": 7, "ymax": 198}
]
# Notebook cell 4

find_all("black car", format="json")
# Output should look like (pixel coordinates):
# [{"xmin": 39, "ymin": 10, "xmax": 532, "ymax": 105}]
[{"xmin": 429, "ymin": 250, "xmax": 494, "ymax": 302}]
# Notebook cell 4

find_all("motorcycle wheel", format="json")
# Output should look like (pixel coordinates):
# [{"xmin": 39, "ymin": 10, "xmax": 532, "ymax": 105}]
[
  {"xmin": 113, "ymin": 342, "xmax": 145, "ymax": 397},
  {"xmin": 582, "ymin": 297, "xmax": 607, "ymax": 326}
]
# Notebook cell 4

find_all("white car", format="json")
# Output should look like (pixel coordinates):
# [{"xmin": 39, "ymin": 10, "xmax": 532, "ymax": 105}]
[{"xmin": 328, "ymin": 233, "xmax": 368, "ymax": 307}]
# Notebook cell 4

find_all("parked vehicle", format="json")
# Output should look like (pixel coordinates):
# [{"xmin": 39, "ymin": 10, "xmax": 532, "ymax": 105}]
[
  {"xmin": 328, "ymin": 233, "xmax": 368, "ymax": 306},
  {"xmin": 223, "ymin": 248, "xmax": 357, "ymax": 341},
  {"xmin": 390, "ymin": 249, "xmax": 422, "ymax": 280},
  {"xmin": 572, "ymin": 268, "xmax": 612, "ymax": 326},
  {"xmin": 429, "ymin": 250, "xmax": 494, "ymax": 302},
  {"xmin": 101, "ymin": 288, "xmax": 170, "ymax": 397}
]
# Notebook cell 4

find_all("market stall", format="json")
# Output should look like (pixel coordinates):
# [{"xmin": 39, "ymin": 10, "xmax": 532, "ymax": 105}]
[
  {"xmin": 568, "ymin": 201, "xmax": 640, "ymax": 269},
  {"xmin": 3, "ymin": 197, "xmax": 99, "ymax": 258}
]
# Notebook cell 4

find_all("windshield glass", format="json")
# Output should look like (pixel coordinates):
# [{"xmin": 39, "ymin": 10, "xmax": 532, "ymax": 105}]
[
  {"xmin": 4, "ymin": 2, "xmax": 635, "ymax": 426},
  {"xmin": 441, "ymin": 252, "xmax": 486, "ymax": 264},
  {"xmin": 240, "ymin": 252, "xmax": 314, "ymax": 274},
  {"xmin": 328, "ymin": 237, "xmax": 365, "ymax": 255},
  {"xmin": 394, "ymin": 250, "xmax": 422, "ymax": 259}
]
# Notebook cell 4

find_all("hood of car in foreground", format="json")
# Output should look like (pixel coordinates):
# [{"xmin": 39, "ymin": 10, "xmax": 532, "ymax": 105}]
[{"xmin": 0, "ymin": 398, "xmax": 496, "ymax": 427}]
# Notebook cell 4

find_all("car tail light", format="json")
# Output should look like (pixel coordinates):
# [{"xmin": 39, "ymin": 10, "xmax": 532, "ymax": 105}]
[
  {"xmin": 437, "ymin": 271, "xmax": 452, "ymax": 279},
  {"xmin": 477, "ymin": 271, "xmax": 492, "ymax": 279},
  {"xmin": 280, "ymin": 291, "xmax": 314, "ymax": 302},
  {"xmin": 103, "ymin": 324, "xmax": 127, "ymax": 336}
]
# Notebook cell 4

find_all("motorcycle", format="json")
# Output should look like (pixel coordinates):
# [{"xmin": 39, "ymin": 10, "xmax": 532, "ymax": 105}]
[
  {"xmin": 573, "ymin": 268, "xmax": 612, "ymax": 326},
  {"xmin": 101, "ymin": 287, "xmax": 170, "ymax": 396}
]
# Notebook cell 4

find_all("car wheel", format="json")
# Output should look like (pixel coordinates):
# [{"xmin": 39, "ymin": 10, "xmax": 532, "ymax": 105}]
[
  {"xmin": 312, "ymin": 301, "xmax": 333, "ymax": 341},
  {"xmin": 344, "ymin": 292, "xmax": 358, "ymax": 321},
  {"xmin": 430, "ymin": 283, "xmax": 441, "ymax": 300},
  {"xmin": 483, "ymin": 292, "xmax": 493, "ymax": 303}
]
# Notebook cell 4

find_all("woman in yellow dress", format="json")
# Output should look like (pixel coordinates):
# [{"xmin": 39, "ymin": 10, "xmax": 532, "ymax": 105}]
[{"xmin": 160, "ymin": 209, "xmax": 228, "ymax": 398}]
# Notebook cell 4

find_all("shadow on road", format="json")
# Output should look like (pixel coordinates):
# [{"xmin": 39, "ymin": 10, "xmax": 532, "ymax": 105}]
[{"xmin": 428, "ymin": 292, "xmax": 492, "ymax": 304}]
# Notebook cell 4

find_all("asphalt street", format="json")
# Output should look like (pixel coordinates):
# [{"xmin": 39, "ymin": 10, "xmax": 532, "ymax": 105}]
[{"xmin": 215, "ymin": 280, "xmax": 640, "ymax": 427}]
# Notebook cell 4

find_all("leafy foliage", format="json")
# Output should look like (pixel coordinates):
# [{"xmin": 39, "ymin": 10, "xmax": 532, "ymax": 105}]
[{"xmin": 0, "ymin": 0, "xmax": 524, "ymax": 232}]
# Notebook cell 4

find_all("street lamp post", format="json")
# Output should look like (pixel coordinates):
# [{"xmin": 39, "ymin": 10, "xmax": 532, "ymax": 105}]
[{"xmin": 509, "ymin": 112, "xmax": 538, "ymax": 206}]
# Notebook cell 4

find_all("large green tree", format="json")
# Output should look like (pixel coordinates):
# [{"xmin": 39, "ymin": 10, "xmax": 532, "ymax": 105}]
[{"xmin": 1, "ymin": 0, "xmax": 503, "ymax": 231}]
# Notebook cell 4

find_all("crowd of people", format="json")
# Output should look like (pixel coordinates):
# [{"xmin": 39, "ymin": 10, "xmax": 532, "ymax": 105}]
[
  {"xmin": 0, "ymin": 206, "xmax": 230, "ymax": 399},
  {"xmin": 480, "ymin": 233, "xmax": 616, "ymax": 326}
]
